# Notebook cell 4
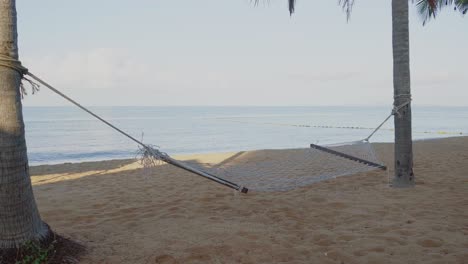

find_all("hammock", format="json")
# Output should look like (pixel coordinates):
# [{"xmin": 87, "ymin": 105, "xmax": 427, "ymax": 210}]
[
  {"xmin": 1, "ymin": 54, "xmax": 402, "ymax": 194},
  {"xmin": 180, "ymin": 140, "xmax": 385, "ymax": 192},
  {"xmin": 25, "ymin": 71, "xmax": 404, "ymax": 193},
  {"xmin": 26, "ymin": 71, "xmax": 397, "ymax": 193}
]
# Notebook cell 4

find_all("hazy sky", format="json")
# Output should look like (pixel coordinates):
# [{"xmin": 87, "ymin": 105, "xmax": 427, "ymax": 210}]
[{"xmin": 17, "ymin": 0, "xmax": 467, "ymax": 107}]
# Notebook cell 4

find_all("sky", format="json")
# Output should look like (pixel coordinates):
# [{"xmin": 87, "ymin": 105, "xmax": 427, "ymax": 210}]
[{"xmin": 16, "ymin": 0, "xmax": 468, "ymax": 107}]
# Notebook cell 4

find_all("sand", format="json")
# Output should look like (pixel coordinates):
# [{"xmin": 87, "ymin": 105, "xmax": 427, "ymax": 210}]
[{"xmin": 30, "ymin": 137, "xmax": 468, "ymax": 264}]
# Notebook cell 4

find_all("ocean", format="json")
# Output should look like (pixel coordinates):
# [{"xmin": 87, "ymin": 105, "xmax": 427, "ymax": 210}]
[{"xmin": 23, "ymin": 106, "xmax": 468, "ymax": 166}]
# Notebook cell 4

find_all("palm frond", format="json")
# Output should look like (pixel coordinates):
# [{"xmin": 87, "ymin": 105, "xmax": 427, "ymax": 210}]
[
  {"xmin": 289, "ymin": 0, "xmax": 296, "ymax": 14},
  {"xmin": 339, "ymin": 0, "xmax": 355, "ymax": 21},
  {"xmin": 252, "ymin": 0, "xmax": 296, "ymax": 15},
  {"xmin": 287, "ymin": 0, "xmax": 355, "ymax": 20},
  {"xmin": 416, "ymin": 0, "xmax": 468, "ymax": 25}
]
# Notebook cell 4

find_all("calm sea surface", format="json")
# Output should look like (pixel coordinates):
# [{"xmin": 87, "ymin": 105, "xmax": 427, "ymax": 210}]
[{"xmin": 23, "ymin": 106, "xmax": 468, "ymax": 165}]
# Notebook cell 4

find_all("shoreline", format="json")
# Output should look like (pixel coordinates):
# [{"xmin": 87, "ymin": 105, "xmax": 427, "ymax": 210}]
[{"xmin": 29, "ymin": 135, "xmax": 468, "ymax": 168}]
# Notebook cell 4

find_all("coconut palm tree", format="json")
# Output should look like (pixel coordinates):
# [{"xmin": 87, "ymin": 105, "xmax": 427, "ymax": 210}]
[
  {"xmin": 284, "ymin": 0, "xmax": 467, "ymax": 187},
  {"xmin": 0, "ymin": 0, "xmax": 51, "ymax": 249}
]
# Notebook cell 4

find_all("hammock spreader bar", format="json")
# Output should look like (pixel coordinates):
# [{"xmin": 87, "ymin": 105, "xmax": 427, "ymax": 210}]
[
  {"xmin": 310, "ymin": 143, "xmax": 387, "ymax": 170},
  {"xmin": 150, "ymin": 148, "xmax": 249, "ymax": 193},
  {"xmin": 164, "ymin": 158, "xmax": 249, "ymax": 193},
  {"xmin": 26, "ymin": 72, "xmax": 248, "ymax": 194}
]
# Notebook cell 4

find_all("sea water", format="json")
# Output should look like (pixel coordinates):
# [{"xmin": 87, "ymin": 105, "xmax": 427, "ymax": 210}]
[{"xmin": 23, "ymin": 106, "xmax": 468, "ymax": 165}]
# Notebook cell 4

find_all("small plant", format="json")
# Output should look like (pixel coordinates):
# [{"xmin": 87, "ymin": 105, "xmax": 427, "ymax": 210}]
[
  {"xmin": 15, "ymin": 240, "xmax": 56, "ymax": 264},
  {"xmin": 1, "ymin": 234, "xmax": 84, "ymax": 264}
]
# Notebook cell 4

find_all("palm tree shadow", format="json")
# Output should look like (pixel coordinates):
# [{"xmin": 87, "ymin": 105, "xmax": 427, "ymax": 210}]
[
  {"xmin": 30, "ymin": 159, "xmax": 136, "ymax": 177},
  {"xmin": 214, "ymin": 151, "xmax": 246, "ymax": 168},
  {"xmin": 32, "ymin": 158, "xmax": 237, "ymax": 192}
]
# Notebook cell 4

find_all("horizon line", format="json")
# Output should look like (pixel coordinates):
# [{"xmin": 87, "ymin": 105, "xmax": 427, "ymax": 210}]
[{"xmin": 22, "ymin": 104, "xmax": 468, "ymax": 108}]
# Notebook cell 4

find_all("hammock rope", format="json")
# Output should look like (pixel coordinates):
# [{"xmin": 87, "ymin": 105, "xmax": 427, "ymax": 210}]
[
  {"xmin": 27, "ymin": 72, "xmax": 250, "ymax": 193},
  {"xmin": 0, "ymin": 55, "xmax": 248, "ymax": 193},
  {"xmin": 364, "ymin": 99, "xmax": 411, "ymax": 141}
]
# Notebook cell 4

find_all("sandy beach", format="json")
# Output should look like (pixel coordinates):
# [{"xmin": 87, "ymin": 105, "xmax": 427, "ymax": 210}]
[{"xmin": 30, "ymin": 137, "xmax": 468, "ymax": 264}]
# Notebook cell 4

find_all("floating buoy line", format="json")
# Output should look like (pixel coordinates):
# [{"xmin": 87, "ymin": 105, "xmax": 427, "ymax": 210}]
[{"xmin": 214, "ymin": 118, "xmax": 466, "ymax": 136}]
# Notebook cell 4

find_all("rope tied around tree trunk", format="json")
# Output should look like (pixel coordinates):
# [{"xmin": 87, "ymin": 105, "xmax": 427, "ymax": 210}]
[
  {"xmin": 0, "ymin": 54, "xmax": 28, "ymax": 74},
  {"xmin": 0, "ymin": 54, "xmax": 40, "ymax": 98},
  {"xmin": 392, "ymin": 93, "xmax": 412, "ymax": 117},
  {"xmin": 364, "ymin": 97, "xmax": 412, "ymax": 141}
]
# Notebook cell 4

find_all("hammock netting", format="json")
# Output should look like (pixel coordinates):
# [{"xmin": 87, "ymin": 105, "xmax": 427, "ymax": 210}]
[{"xmin": 174, "ymin": 140, "xmax": 384, "ymax": 192}]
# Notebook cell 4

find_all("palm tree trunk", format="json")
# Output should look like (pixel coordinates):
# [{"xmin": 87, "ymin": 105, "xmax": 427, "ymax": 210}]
[
  {"xmin": 0, "ymin": 0, "xmax": 50, "ymax": 248},
  {"xmin": 392, "ymin": 0, "xmax": 414, "ymax": 187}
]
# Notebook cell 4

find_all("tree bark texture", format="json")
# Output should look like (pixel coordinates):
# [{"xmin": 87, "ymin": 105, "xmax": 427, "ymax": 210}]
[
  {"xmin": 392, "ymin": 0, "xmax": 415, "ymax": 187},
  {"xmin": 0, "ymin": 0, "xmax": 49, "ymax": 248}
]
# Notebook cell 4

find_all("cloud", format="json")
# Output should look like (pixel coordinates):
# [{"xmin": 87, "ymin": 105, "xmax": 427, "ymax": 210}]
[
  {"xmin": 19, "ymin": 48, "xmax": 467, "ymax": 107},
  {"xmin": 287, "ymin": 71, "xmax": 359, "ymax": 83},
  {"xmin": 412, "ymin": 71, "xmax": 463, "ymax": 86},
  {"xmin": 20, "ymin": 48, "xmax": 237, "ymax": 105},
  {"xmin": 23, "ymin": 48, "xmax": 151, "ymax": 91}
]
